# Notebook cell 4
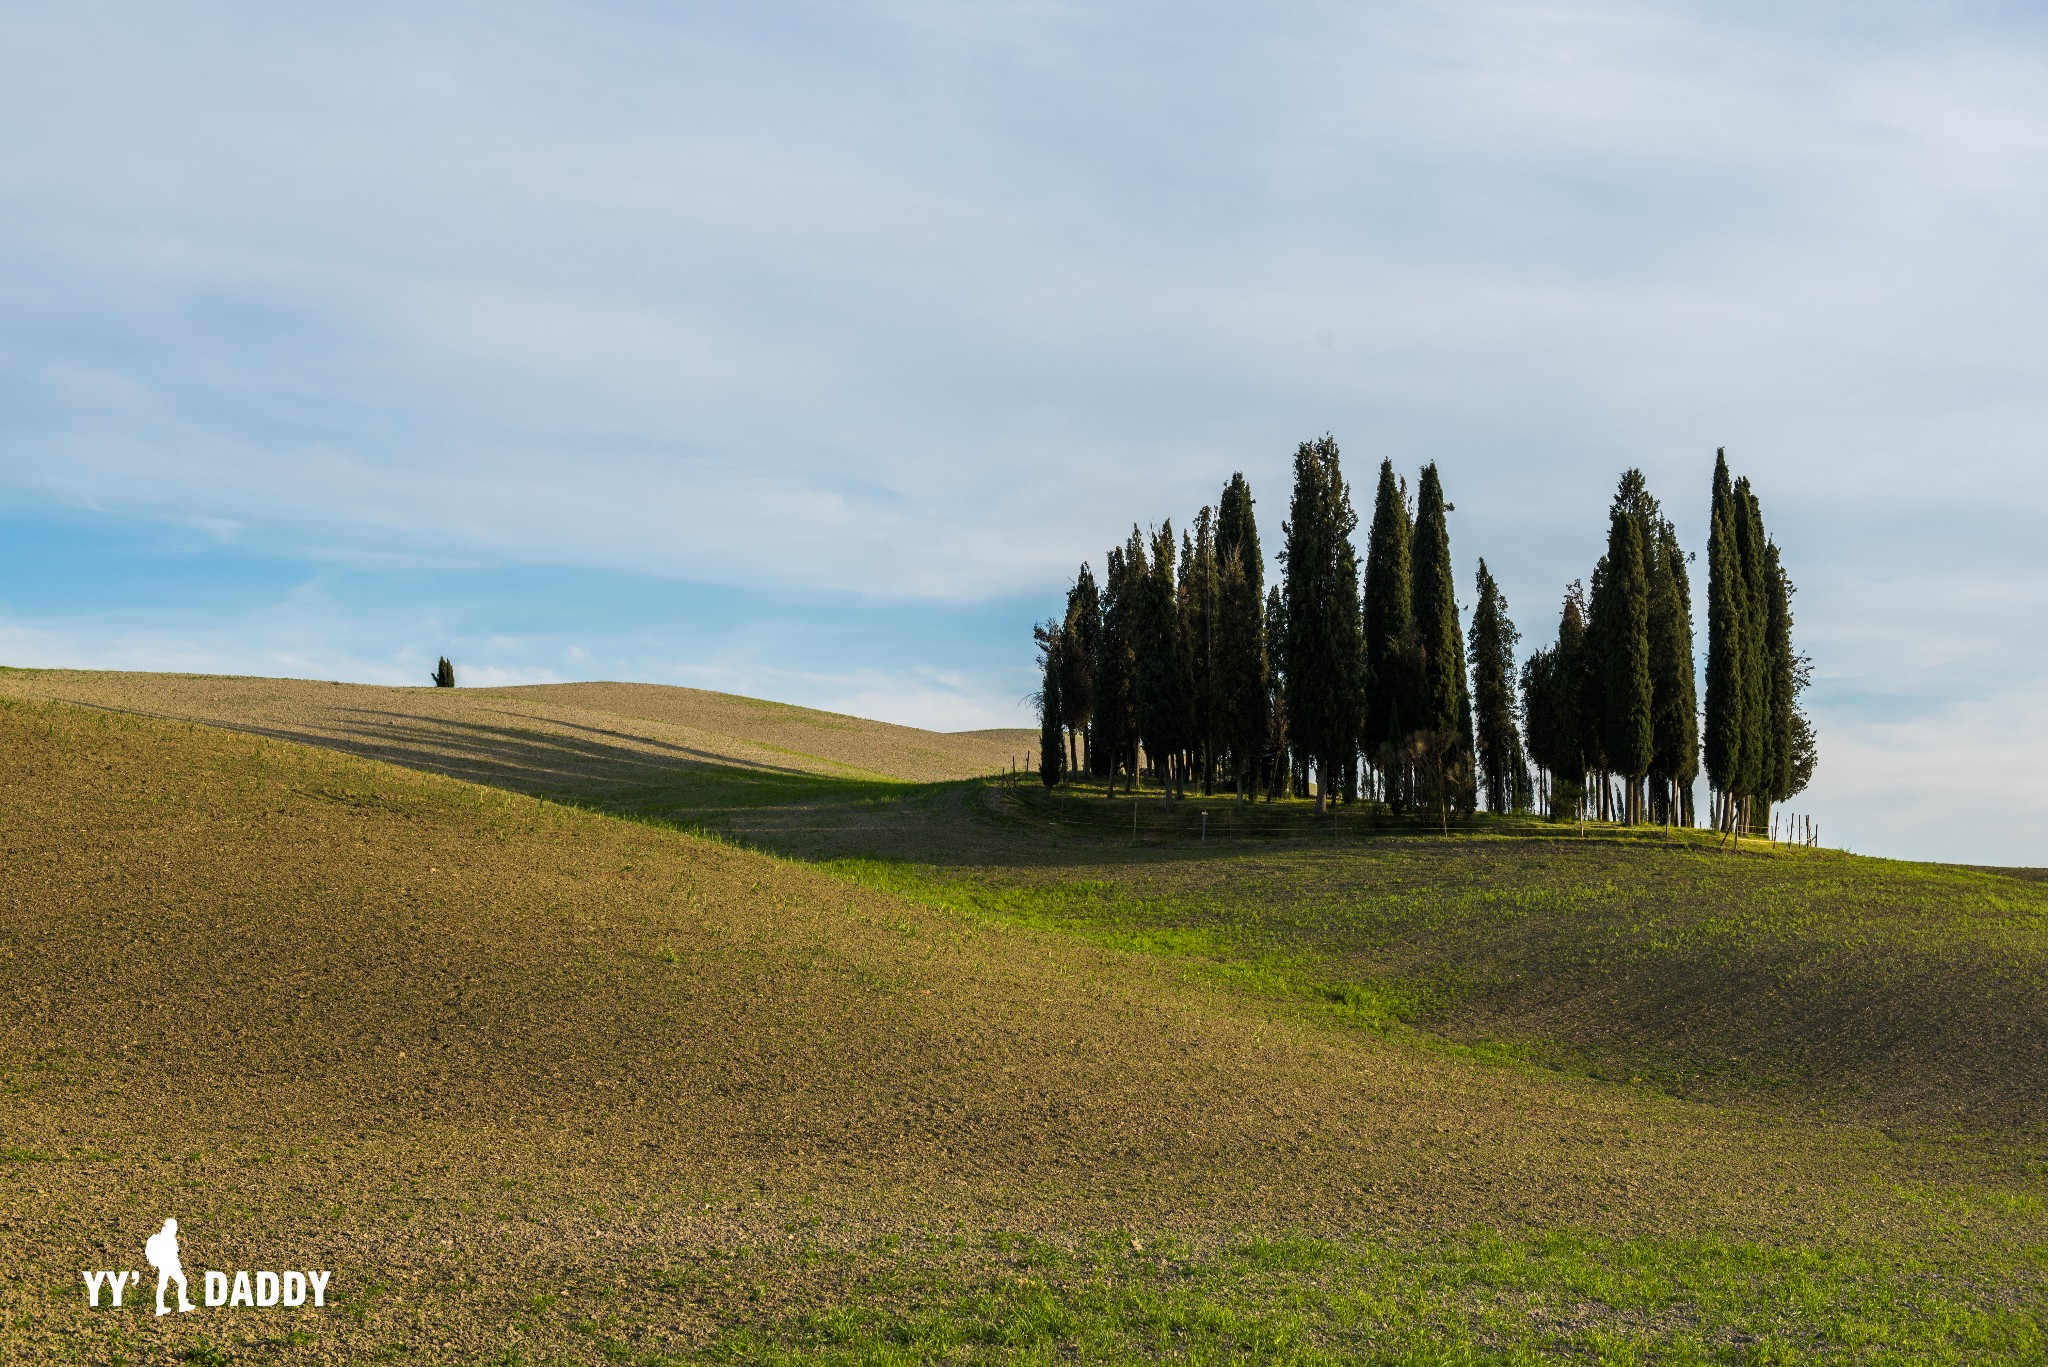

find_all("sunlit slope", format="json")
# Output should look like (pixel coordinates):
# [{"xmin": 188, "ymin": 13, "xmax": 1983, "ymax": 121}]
[{"xmin": 0, "ymin": 668, "xmax": 1033, "ymax": 792}]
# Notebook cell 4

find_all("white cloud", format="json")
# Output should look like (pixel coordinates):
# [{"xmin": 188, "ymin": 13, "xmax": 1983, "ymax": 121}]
[
  {"xmin": 0, "ymin": 2, "xmax": 2043, "ymax": 857},
  {"xmin": 1809, "ymin": 686, "xmax": 2048, "ymax": 867}
]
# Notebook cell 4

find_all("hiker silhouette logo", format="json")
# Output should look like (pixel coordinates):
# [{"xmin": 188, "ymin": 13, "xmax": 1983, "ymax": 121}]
[
  {"xmin": 144, "ymin": 1217, "xmax": 195, "ymax": 1316},
  {"xmin": 80, "ymin": 1220, "xmax": 333, "ymax": 1314}
]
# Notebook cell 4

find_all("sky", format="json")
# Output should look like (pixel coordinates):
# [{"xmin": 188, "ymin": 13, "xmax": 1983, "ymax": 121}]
[{"xmin": 1, "ymin": 2, "xmax": 2044, "ymax": 865}]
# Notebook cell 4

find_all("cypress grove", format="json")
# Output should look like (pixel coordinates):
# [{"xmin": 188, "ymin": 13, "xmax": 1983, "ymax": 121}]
[{"xmin": 1035, "ymin": 443, "xmax": 1810, "ymax": 839}]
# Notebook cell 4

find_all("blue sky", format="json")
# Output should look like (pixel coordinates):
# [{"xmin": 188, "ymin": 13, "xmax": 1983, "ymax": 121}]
[{"xmin": 2, "ymin": 2, "xmax": 2044, "ymax": 863}]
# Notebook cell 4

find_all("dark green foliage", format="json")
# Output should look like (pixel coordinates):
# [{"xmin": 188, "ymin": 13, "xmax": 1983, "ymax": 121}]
[
  {"xmin": 1600, "ymin": 508, "xmax": 1654, "ymax": 816},
  {"xmin": 1410, "ymin": 464, "xmax": 1474, "ymax": 814},
  {"xmin": 1135, "ymin": 523, "xmax": 1195, "ymax": 795},
  {"xmin": 432, "ymin": 657, "xmax": 455, "ymax": 688},
  {"xmin": 1362, "ymin": 460, "xmax": 1416, "ymax": 787},
  {"xmin": 1468, "ymin": 560, "xmax": 1529, "ymax": 814},
  {"xmin": 1184, "ymin": 512, "xmax": 1221, "ymax": 793},
  {"xmin": 1762, "ymin": 540, "xmax": 1794, "ymax": 807},
  {"xmin": 1215, "ymin": 544, "xmax": 1269, "ymax": 802},
  {"xmin": 1279, "ymin": 436, "xmax": 1364, "ymax": 811},
  {"xmin": 1649, "ymin": 521, "xmax": 1700, "ymax": 824},
  {"xmin": 1035, "ymin": 622, "xmax": 1065, "ymax": 787},
  {"xmin": 1704, "ymin": 452, "xmax": 1744, "ymax": 808},
  {"xmin": 1061, "ymin": 566, "xmax": 1100, "ymax": 773},
  {"xmin": 1521, "ymin": 584, "xmax": 1588, "ymax": 818},
  {"xmin": 1216, "ymin": 472, "xmax": 1263, "ymax": 605},
  {"xmin": 1093, "ymin": 543, "xmax": 1141, "ymax": 795},
  {"xmin": 1703, "ymin": 453, "xmax": 1816, "ymax": 833},
  {"xmin": 1732, "ymin": 478, "xmax": 1771, "ymax": 808},
  {"xmin": 1264, "ymin": 585, "xmax": 1290, "ymax": 800},
  {"xmin": 1762, "ymin": 540, "xmax": 1817, "ymax": 806}
]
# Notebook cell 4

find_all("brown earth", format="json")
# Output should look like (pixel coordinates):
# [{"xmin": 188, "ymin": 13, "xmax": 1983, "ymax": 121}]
[{"xmin": 0, "ymin": 696, "xmax": 2032, "ymax": 1364}]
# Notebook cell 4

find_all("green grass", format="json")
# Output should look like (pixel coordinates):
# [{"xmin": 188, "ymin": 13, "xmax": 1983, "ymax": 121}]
[
  {"xmin": 694, "ymin": 1226, "xmax": 2048, "ymax": 1365},
  {"xmin": 594, "ymin": 769, "xmax": 2048, "ymax": 1129}
]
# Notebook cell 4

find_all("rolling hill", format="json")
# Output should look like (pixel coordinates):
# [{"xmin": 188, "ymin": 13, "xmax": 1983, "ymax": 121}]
[{"xmin": 2, "ymin": 675, "xmax": 2044, "ymax": 1363}]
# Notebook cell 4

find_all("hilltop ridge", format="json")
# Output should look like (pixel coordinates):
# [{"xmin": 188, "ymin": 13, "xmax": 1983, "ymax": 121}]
[{"xmin": 0, "ymin": 668, "xmax": 1033, "ymax": 794}]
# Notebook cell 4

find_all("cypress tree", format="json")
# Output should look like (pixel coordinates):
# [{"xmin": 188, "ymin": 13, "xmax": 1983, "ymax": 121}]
[
  {"xmin": 1733, "ymin": 477, "xmax": 1771, "ymax": 830},
  {"xmin": 1185, "ymin": 512, "xmax": 1221, "ymax": 793},
  {"xmin": 1759, "ymin": 539, "xmax": 1819, "ymax": 813},
  {"xmin": 1063, "ymin": 565, "xmax": 1101, "ymax": 776},
  {"xmin": 1410, "ymin": 464, "xmax": 1473, "ymax": 819},
  {"xmin": 1521, "ymin": 583, "xmax": 1589, "ymax": 820},
  {"xmin": 432, "ymin": 657, "xmax": 455, "ymax": 688},
  {"xmin": 1648, "ymin": 522, "xmax": 1699, "ymax": 825},
  {"xmin": 1600, "ymin": 507, "xmax": 1654, "ymax": 822},
  {"xmin": 1035, "ymin": 621, "xmax": 1065, "ymax": 787},
  {"xmin": 1094, "ymin": 542, "xmax": 1141, "ymax": 796},
  {"xmin": 1217, "ymin": 473, "xmax": 1263, "ymax": 604},
  {"xmin": 1135, "ymin": 523, "xmax": 1194, "ymax": 796},
  {"xmin": 1518, "ymin": 646, "xmax": 1556, "ymax": 811},
  {"xmin": 1703, "ymin": 451, "xmax": 1745, "ymax": 829},
  {"xmin": 1279, "ymin": 436, "xmax": 1364, "ymax": 812},
  {"xmin": 1468, "ymin": 560, "xmax": 1529, "ymax": 814},
  {"xmin": 1215, "ymin": 543, "xmax": 1269, "ymax": 802},
  {"xmin": 1362, "ymin": 459, "xmax": 1415, "ymax": 805},
  {"xmin": 1263, "ymin": 585, "xmax": 1291, "ymax": 798},
  {"xmin": 1579, "ymin": 551, "xmax": 1613, "ymax": 819}
]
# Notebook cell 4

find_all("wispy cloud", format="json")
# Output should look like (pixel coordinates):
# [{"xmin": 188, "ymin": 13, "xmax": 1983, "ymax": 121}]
[{"xmin": 0, "ymin": 2, "xmax": 2042, "ymax": 858}]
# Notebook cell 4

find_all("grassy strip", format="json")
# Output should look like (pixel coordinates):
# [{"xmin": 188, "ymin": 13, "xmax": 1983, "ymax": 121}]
[
  {"xmin": 822, "ymin": 857, "xmax": 1529, "ymax": 1065},
  {"xmin": 682, "ymin": 1227, "xmax": 2047, "ymax": 1365}
]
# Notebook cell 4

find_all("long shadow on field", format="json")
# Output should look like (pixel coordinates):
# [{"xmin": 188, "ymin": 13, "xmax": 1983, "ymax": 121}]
[{"xmin": 224, "ymin": 708, "xmax": 871, "ymax": 799}]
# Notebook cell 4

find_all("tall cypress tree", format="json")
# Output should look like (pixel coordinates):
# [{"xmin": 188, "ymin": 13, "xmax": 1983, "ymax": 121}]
[
  {"xmin": 1522, "ymin": 584, "xmax": 1590, "ymax": 818},
  {"xmin": 1704, "ymin": 452, "xmax": 1745, "ymax": 829},
  {"xmin": 1061, "ymin": 566, "xmax": 1100, "ymax": 776},
  {"xmin": 1733, "ymin": 477, "xmax": 1771, "ymax": 829},
  {"xmin": 1035, "ymin": 621, "xmax": 1065, "ymax": 787},
  {"xmin": 1185, "ymin": 511, "xmax": 1221, "ymax": 793},
  {"xmin": 1468, "ymin": 560, "xmax": 1529, "ymax": 814},
  {"xmin": 1094, "ymin": 541, "xmax": 1141, "ymax": 796},
  {"xmin": 1518, "ymin": 646, "xmax": 1557, "ymax": 811},
  {"xmin": 1264, "ymin": 584, "xmax": 1290, "ymax": 800},
  {"xmin": 1648, "ymin": 522, "xmax": 1699, "ymax": 825},
  {"xmin": 1362, "ymin": 459, "xmax": 1415, "ymax": 804},
  {"xmin": 1215, "ymin": 543, "xmax": 1269, "ymax": 802},
  {"xmin": 1135, "ymin": 523, "xmax": 1194, "ymax": 796},
  {"xmin": 1410, "ymin": 464, "xmax": 1473, "ymax": 817},
  {"xmin": 1579, "ymin": 551, "xmax": 1613, "ymax": 818},
  {"xmin": 1600, "ymin": 507, "xmax": 1654, "ymax": 822},
  {"xmin": 1217, "ymin": 473, "xmax": 1263, "ymax": 603},
  {"xmin": 1646, "ymin": 524, "xmax": 1695, "ymax": 823},
  {"xmin": 1279, "ymin": 436, "xmax": 1364, "ymax": 812}
]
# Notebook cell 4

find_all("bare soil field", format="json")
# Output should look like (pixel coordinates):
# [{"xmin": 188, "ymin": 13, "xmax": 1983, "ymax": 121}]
[{"xmin": 3, "ymin": 685, "xmax": 2044, "ymax": 1362}]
